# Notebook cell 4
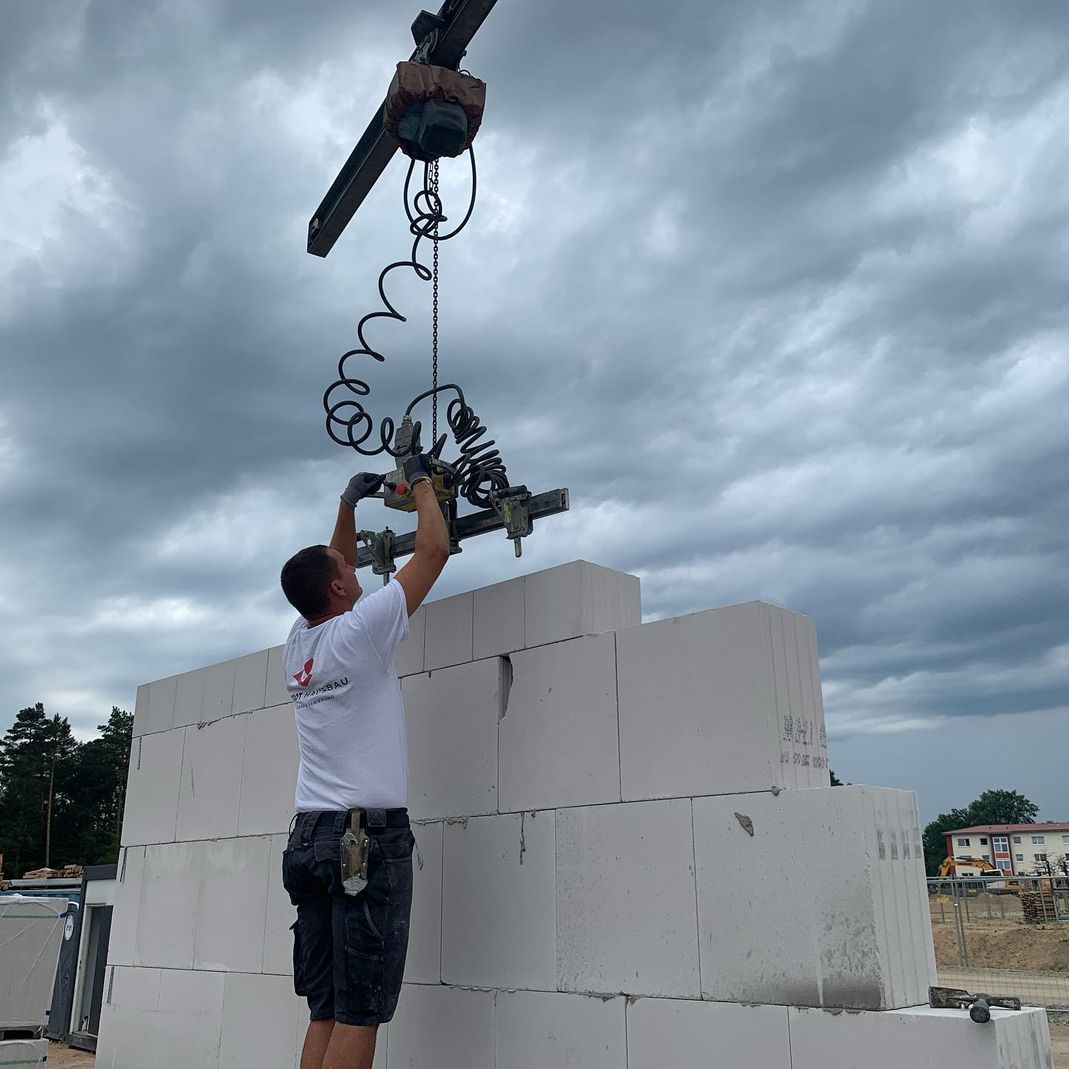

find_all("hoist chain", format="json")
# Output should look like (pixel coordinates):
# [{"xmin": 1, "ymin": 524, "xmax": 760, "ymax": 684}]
[{"xmin": 431, "ymin": 159, "xmax": 440, "ymax": 446}]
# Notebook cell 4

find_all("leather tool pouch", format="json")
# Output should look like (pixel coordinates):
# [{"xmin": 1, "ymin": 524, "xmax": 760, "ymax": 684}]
[{"xmin": 340, "ymin": 809, "xmax": 370, "ymax": 896}]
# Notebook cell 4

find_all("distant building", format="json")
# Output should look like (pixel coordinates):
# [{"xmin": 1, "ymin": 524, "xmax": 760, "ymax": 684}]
[{"xmin": 944, "ymin": 823, "xmax": 1069, "ymax": 876}]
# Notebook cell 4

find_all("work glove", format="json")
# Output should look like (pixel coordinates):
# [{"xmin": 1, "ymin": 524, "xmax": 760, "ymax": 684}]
[
  {"xmin": 402, "ymin": 454, "xmax": 434, "ymax": 487},
  {"xmin": 341, "ymin": 472, "xmax": 385, "ymax": 506}
]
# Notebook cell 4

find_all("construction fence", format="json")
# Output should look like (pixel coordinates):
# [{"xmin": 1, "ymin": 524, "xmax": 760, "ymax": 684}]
[{"xmin": 928, "ymin": 875, "xmax": 1069, "ymax": 1010}]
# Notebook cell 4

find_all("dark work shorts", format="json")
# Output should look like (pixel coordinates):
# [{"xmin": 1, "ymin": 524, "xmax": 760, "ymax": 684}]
[{"xmin": 282, "ymin": 809, "xmax": 414, "ymax": 1027}]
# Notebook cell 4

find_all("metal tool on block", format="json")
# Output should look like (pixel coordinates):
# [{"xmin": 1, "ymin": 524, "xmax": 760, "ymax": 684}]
[{"xmin": 929, "ymin": 985, "xmax": 1022, "ymax": 1024}]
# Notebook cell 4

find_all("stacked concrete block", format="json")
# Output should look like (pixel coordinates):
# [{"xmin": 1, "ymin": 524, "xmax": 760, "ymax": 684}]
[
  {"xmin": 693, "ymin": 785, "xmax": 936, "ymax": 1009},
  {"xmin": 441, "ymin": 812, "xmax": 556, "ymax": 990},
  {"xmin": 496, "ymin": 991, "xmax": 627, "ymax": 1069},
  {"xmin": 788, "ymin": 1004, "xmax": 1054, "ymax": 1068},
  {"xmin": 499, "ymin": 632, "xmax": 621, "ymax": 811},
  {"xmin": 101, "ymin": 560, "xmax": 1050, "ymax": 1068},
  {"xmin": 393, "ymin": 560, "xmax": 641, "ymax": 676},
  {"xmin": 402, "ymin": 659, "xmax": 504, "ymax": 819},
  {"xmin": 404, "ymin": 821, "xmax": 443, "ymax": 984},
  {"xmin": 556, "ymin": 799, "xmax": 700, "ymax": 997},
  {"xmin": 617, "ymin": 600, "xmax": 829, "ymax": 799},
  {"xmin": 94, "ymin": 966, "xmax": 307, "ymax": 1069},
  {"xmin": 626, "ymin": 998, "xmax": 792, "ymax": 1069}
]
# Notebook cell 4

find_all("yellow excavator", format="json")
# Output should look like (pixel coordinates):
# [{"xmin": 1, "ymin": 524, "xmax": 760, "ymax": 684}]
[
  {"xmin": 938, "ymin": 856, "xmax": 1000, "ymax": 879},
  {"xmin": 931, "ymin": 855, "xmax": 1002, "ymax": 897}
]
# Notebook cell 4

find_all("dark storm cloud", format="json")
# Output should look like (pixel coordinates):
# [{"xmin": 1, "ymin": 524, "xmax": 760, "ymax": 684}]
[{"xmin": 1, "ymin": 0, "xmax": 1067, "ymax": 818}]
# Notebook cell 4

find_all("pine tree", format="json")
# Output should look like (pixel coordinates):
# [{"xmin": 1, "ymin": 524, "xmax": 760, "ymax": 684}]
[
  {"xmin": 0, "ymin": 704, "xmax": 78, "ymax": 874},
  {"xmin": 64, "ymin": 708, "xmax": 133, "ymax": 864}
]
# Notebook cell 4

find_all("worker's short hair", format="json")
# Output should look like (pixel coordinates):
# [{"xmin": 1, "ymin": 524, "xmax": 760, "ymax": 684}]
[{"xmin": 280, "ymin": 545, "xmax": 340, "ymax": 619}]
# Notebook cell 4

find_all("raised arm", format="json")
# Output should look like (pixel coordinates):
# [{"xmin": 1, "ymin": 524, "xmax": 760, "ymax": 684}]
[
  {"xmin": 332, "ymin": 472, "xmax": 385, "ymax": 565},
  {"xmin": 396, "ymin": 455, "xmax": 450, "ymax": 616}
]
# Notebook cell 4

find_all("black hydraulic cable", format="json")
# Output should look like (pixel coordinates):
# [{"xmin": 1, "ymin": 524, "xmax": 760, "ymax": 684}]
[
  {"xmin": 321, "ymin": 146, "xmax": 509, "ymax": 510},
  {"xmin": 404, "ymin": 384, "xmax": 509, "ymax": 509}
]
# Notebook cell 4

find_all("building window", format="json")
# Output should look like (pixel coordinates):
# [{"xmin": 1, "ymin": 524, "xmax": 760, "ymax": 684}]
[
  {"xmin": 996, "ymin": 860, "xmax": 1012, "ymax": 873},
  {"xmin": 957, "ymin": 838, "xmax": 970, "ymax": 847},
  {"xmin": 1062, "ymin": 835, "xmax": 1069, "ymax": 845},
  {"xmin": 1032, "ymin": 836, "xmax": 1045, "ymax": 844},
  {"xmin": 982, "ymin": 854, "xmax": 991, "ymax": 861},
  {"xmin": 980, "ymin": 837, "xmax": 988, "ymax": 845},
  {"xmin": 1035, "ymin": 853, "xmax": 1048, "ymax": 863},
  {"xmin": 1016, "ymin": 854, "xmax": 1025, "ymax": 861},
  {"xmin": 1013, "ymin": 836, "xmax": 1022, "ymax": 844},
  {"xmin": 994, "ymin": 836, "xmax": 1009, "ymax": 851}
]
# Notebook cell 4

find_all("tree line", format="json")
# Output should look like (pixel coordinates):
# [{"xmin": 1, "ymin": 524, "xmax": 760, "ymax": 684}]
[{"xmin": 0, "ymin": 703, "xmax": 132, "ymax": 878}]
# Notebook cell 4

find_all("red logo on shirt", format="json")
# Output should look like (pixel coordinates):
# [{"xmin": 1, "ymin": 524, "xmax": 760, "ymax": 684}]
[{"xmin": 293, "ymin": 659, "xmax": 314, "ymax": 687}]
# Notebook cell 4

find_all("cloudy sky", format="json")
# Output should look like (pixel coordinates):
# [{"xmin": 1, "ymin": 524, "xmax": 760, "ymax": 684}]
[{"xmin": 2, "ymin": 0, "xmax": 1067, "ymax": 823}]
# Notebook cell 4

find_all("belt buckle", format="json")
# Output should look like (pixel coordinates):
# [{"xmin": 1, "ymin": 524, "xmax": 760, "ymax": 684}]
[{"xmin": 340, "ymin": 808, "xmax": 370, "ymax": 896}]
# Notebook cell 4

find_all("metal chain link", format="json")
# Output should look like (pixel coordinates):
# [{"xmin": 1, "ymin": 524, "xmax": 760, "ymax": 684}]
[{"xmin": 431, "ymin": 159, "xmax": 440, "ymax": 446}]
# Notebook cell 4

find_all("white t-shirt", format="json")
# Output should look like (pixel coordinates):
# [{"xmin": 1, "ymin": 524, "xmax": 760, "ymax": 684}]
[{"xmin": 284, "ymin": 579, "xmax": 410, "ymax": 811}]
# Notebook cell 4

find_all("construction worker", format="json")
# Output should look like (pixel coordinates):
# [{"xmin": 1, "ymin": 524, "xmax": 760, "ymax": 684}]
[{"xmin": 278, "ymin": 456, "xmax": 449, "ymax": 1069}]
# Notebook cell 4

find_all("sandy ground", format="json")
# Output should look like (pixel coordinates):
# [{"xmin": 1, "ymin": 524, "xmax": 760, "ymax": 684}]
[
  {"xmin": 932, "ymin": 914, "xmax": 1069, "ymax": 972},
  {"xmin": 46, "ymin": 1042, "xmax": 95, "ymax": 1066},
  {"xmin": 1051, "ymin": 1021, "xmax": 1069, "ymax": 1065}
]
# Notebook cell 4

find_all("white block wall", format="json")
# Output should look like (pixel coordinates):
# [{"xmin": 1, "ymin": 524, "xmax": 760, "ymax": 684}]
[{"xmin": 101, "ymin": 560, "xmax": 1049, "ymax": 1068}]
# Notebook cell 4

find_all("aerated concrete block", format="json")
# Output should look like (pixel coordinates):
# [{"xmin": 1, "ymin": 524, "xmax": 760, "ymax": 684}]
[
  {"xmin": 201, "ymin": 657, "xmax": 238, "ymax": 722},
  {"xmin": 135, "ymin": 675, "xmax": 179, "ymax": 735},
  {"xmin": 693, "ymin": 786, "xmax": 936, "ymax": 1010},
  {"xmin": 132, "ymin": 683, "xmax": 149, "ymax": 737},
  {"xmin": 387, "ymin": 984, "xmax": 495, "ymax": 1069},
  {"xmin": 218, "ymin": 972, "xmax": 299, "ymax": 1069},
  {"xmin": 264, "ymin": 833, "xmax": 297, "ymax": 976},
  {"xmin": 176, "ymin": 715, "xmax": 246, "ymax": 842},
  {"xmin": 143, "ymin": 674, "xmax": 178, "ymax": 735},
  {"xmin": 153, "ymin": 968, "xmax": 226, "ymax": 1069},
  {"xmin": 238, "ymin": 703, "xmax": 298, "ymax": 836},
  {"xmin": 496, "ymin": 991, "xmax": 626, "ymax": 1069},
  {"xmin": 499, "ymin": 633, "xmax": 620, "ymax": 812},
  {"xmin": 233, "ymin": 649, "xmax": 269, "ymax": 714},
  {"xmin": 788, "ymin": 1004, "xmax": 1054, "ymax": 1069},
  {"xmin": 442, "ymin": 811, "xmax": 556, "ymax": 990},
  {"xmin": 265, "ymin": 644, "xmax": 289, "ymax": 707},
  {"xmin": 403, "ymin": 659, "xmax": 502, "ymax": 820},
  {"xmin": 617, "ymin": 601, "xmax": 829, "ymax": 801},
  {"xmin": 395, "ymin": 605, "xmax": 426, "ymax": 677},
  {"xmin": 524, "ymin": 561, "xmax": 641, "ymax": 648},
  {"xmin": 95, "ymin": 997, "xmax": 119, "ymax": 1069},
  {"xmin": 135, "ymin": 842, "xmax": 202, "ymax": 969},
  {"xmin": 194, "ymin": 836, "xmax": 272, "ymax": 972},
  {"xmin": 173, "ymin": 667, "xmax": 206, "ymax": 728},
  {"xmin": 406, "ymin": 822, "xmax": 444, "ymax": 984},
  {"xmin": 472, "ymin": 576, "xmax": 525, "ymax": 660},
  {"xmin": 556, "ymin": 799, "xmax": 700, "ymax": 997},
  {"xmin": 121, "ymin": 729, "xmax": 185, "ymax": 846},
  {"xmin": 105, "ymin": 965, "xmax": 161, "ymax": 1069},
  {"xmin": 424, "ymin": 591, "xmax": 474, "ymax": 670},
  {"xmin": 107, "ymin": 846, "xmax": 145, "ymax": 967},
  {"xmin": 627, "ymin": 998, "xmax": 792, "ymax": 1069}
]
